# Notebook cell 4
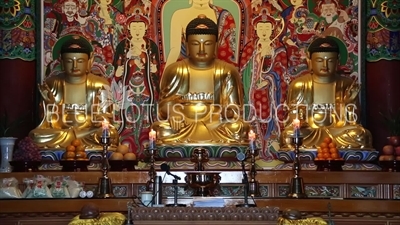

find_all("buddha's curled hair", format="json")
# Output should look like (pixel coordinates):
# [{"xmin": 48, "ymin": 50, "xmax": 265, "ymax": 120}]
[{"xmin": 185, "ymin": 14, "xmax": 218, "ymax": 41}]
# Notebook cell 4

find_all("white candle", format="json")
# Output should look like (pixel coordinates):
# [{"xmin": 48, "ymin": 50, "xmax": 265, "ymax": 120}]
[
  {"xmin": 293, "ymin": 118, "xmax": 300, "ymax": 138},
  {"xmin": 149, "ymin": 129, "xmax": 156, "ymax": 149},
  {"xmin": 102, "ymin": 119, "xmax": 110, "ymax": 138},
  {"xmin": 248, "ymin": 130, "xmax": 256, "ymax": 151}
]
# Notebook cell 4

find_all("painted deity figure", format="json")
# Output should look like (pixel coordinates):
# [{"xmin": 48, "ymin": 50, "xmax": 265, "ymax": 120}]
[
  {"xmin": 113, "ymin": 13, "xmax": 159, "ymax": 151},
  {"xmin": 152, "ymin": 15, "xmax": 250, "ymax": 145},
  {"xmin": 97, "ymin": 0, "xmax": 113, "ymax": 26},
  {"xmin": 316, "ymin": 0, "xmax": 350, "ymax": 41},
  {"xmin": 165, "ymin": 0, "xmax": 237, "ymax": 68},
  {"xmin": 44, "ymin": 0, "xmax": 86, "ymax": 38},
  {"xmin": 240, "ymin": 10, "xmax": 286, "ymax": 157},
  {"xmin": 86, "ymin": 0, "xmax": 123, "ymax": 65},
  {"xmin": 78, "ymin": 0, "xmax": 89, "ymax": 16},
  {"xmin": 280, "ymin": 0, "xmax": 310, "ymax": 76},
  {"xmin": 281, "ymin": 36, "xmax": 372, "ymax": 149},
  {"xmin": 30, "ymin": 36, "xmax": 119, "ymax": 149}
]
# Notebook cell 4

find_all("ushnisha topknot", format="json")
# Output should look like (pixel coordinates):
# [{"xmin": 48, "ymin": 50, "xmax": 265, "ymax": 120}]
[
  {"xmin": 60, "ymin": 35, "xmax": 92, "ymax": 56},
  {"xmin": 185, "ymin": 14, "xmax": 218, "ymax": 41},
  {"xmin": 308, "ymin": 36, "xmax": 339, "ymax": 56}
]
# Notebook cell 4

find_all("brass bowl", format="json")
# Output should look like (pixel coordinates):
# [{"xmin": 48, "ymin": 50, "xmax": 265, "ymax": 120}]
[{"xmin": 185, "ymin": 171, "xmax": 220, "ymax": 196}]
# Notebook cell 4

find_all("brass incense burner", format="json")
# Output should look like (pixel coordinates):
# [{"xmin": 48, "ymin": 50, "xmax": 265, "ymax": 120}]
[
  {"xmin": 185, "ymin": 171, "xmax": 220, "ymax": 197},
  {"xmin": 184, "ymin": 147, "xmax": 220, "ymax": 196}
]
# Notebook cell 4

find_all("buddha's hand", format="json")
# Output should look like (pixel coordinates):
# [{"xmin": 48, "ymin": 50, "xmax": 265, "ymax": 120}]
[
  {"xmin": 38, "ymin": 82, "xmax": 55, "ymax": 104},
  {"xmin": 169, "ymin": 116, "xmax": 185, "ymax": 131},
  {"xmin": 343, "ymin": 80, "xmax": 360, "ymax": 104}
]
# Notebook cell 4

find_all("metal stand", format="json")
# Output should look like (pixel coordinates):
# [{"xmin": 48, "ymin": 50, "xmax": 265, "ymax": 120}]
[
  {"xmin": 96, "ymin": 135, "xmax": 114, "ymax": 198},
  {"xmin": 236, "ymin": 159, "xmax": 256, "ymax": 207},
  {"xmin": 126, "ymin": 201, "xmax": 134, "ymax": 225},
  {"xmin": 145, "ymin": 147, "xmax": 158, "ymax": 192},
  {"xmin": 287, "ymin": 136, "xmax": 307, "ymax": 198},
  {"xmin": 247, "ymin": 147, "xmax": 260, "ymax": 197},
  {"xmin": 166, "ymin": 179, "xmax": 186, "ymax": 207}
]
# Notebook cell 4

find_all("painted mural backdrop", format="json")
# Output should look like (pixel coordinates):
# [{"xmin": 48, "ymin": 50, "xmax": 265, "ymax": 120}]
[
  {"xmin": 41, "ymin": 0, "xmax": 360, "ymax": 163},
  {"xmin": 0, "ymin": 0, "xmax": 36, "ymax": 60},
  {"xmin": 366, "ymin": 0, "xmax": 400, "ymax": 61},
  {"xmin": 241, "ymin": 0, "xmax": 360, "ymax": 162}
]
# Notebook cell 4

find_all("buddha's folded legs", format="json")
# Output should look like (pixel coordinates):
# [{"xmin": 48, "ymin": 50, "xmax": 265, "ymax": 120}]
[
  {"xmin": 281, "ymin": 125, "xmax": 373, "ymax": 149},
  {"xmin": 328, "ymin": 126, "xmax": 373, "ymax": 149},
  {"xmin": 29, "ymin": 127, "xmax": 118, "ymax": 149},
  {"xmin": 152, "ymin": 119, "xmax": 250, "ymax": 145}
]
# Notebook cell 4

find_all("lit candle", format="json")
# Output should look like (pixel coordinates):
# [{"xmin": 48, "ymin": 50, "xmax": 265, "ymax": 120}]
[
  {"xmin": 149, "ymin": 129, "xmax": 156, "ymax": 149},
  {"xmin": 102, "ymin": 119, "xmax": 110, "ymax": 138},
  {"xmin": 248, "ymin": 129, "xmax": 256, "ymax": 152},
  {"xmin": 293, "ymin": 118, "xmax": 300, "ymax": 138}
]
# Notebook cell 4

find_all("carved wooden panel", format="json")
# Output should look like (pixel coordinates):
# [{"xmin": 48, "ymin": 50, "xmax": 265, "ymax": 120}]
[{"xmin": 333, "ymin": 221, "xmax": 390, "ymax": 225}]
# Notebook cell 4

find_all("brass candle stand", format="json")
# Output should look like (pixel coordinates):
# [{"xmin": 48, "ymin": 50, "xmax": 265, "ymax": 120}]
[
  {"xmin": 145, "ymin": 146, "xmax": 158, "ymax": 191},
  {"xmin": 96, "ymin": 134, "xmax": 114, "ymax": 198},
  {"xmin": 247, "ymin": 146, "xmax": 260, "ymax": 197},
  {"xmin": 287, "ymin": 135, "xmax": 307, "ymax": 198},
  {"xmin": 126, "ymin": 201, "xmax": 134, "ymax": 225}
]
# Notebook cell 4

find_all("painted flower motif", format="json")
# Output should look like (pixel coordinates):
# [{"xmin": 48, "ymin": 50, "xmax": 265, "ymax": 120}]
[
  {"xmin": 368, "ymin": 21, "xmax": 379, "ymax": 30},
  {"xmin": 115, "ymin": 13, "xmax": 127, "ymax": 25},
  {"xmin": 98, "ymin": 79, "xmax": 129, "ymax": 112},
  {"xmin": 22, "ymin": 20, "xmax": 33, "ymax": 29},
  {"xmin": 370, "ymin": 48, "xmax": 378, "ymax": 56},
  {"xmin": 2, "ymin": 0, "xmax": 21, "ymax": 17},
  {"xmin": 23, "ymin": 48, "xmax": 31, "ymax": 54}
]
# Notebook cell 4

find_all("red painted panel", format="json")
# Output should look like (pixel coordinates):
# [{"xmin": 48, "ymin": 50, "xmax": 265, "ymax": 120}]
[
  {"xmin": 366, "ymin": 60, "xmax": 400, "ymax": 152},
  {"xmin": 0, "ymin": 59, "xmax": 36, "ymax": 139}
]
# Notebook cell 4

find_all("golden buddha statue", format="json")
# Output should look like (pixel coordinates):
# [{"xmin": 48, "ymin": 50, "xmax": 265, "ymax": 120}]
[
  {"xmin": 29, "ymin": 36, "xmax": 119, "ymax": 149},
  {"xmin": 152, "ymin": 15, "xmax": 250, "ymax": 145},
  {"xmin": 281, "ymin": 36, "xmax": 372, "ymax": 149}
]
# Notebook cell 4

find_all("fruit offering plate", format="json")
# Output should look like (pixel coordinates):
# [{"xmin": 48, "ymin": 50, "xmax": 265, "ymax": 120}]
[
  {"xmin": 59, "ymin": 160, "xmax": 90, "ymax": 172},
  {"xmin": 314, "ymin": 160, "xmax": 345, "ymax": 171},
  {"xmin": 109, "ymin": 160, "xmax": 138, "ymax": 171},
  {"xmin": 378, "ymin": 160, "xmax": 400, "ymax": 172},
  {"xmin": 10, "ymin": 161, "xmax": 41, "ymax": 172}
]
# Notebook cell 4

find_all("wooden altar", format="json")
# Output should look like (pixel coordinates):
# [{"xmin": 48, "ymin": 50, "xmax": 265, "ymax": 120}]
[{"xmin": 0, "ymin": 170, "xmax": 399, "ymax": 225}]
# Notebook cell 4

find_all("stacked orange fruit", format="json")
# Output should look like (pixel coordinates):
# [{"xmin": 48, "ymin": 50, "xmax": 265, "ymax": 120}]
[
  {"xmin": 64, "ymin": 139, "xmax": 88, "ymax": 160},
  {"xmin": 315, "ymin": 137, "xmax": 343, "ymax": 161}
]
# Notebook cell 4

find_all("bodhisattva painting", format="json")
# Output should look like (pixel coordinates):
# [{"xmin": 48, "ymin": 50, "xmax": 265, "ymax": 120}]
[{"xmin": 41, "ymin": 0, "xmax": 360, "ymax": 167}]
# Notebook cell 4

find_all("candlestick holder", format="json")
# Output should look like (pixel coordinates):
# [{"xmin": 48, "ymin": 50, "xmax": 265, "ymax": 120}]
[
  {"xmin": 126, "ymin": 201, "xmax": 134, "ymax": 225},
  {"xmin": 145, "ymin": 146, "xmax": 158, "ymax": 192},
  {"xmin": 287, "ymin": 136, "xmax": 307, "ymax": 198},
  {"xmin": 96, "ymin": 135, "xmax": 114, "ymax": 198},
  {"xmin": 247, "ymin": 146, "xmax": 261, "ymax": 197}
]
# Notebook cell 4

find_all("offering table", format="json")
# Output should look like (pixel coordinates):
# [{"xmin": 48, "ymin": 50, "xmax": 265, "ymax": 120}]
[{"xmin": 0, "ymin": 171, "xmax": 399, "ymax": 225}]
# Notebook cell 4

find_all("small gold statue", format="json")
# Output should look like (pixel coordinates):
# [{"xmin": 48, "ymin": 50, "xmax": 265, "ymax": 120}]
[
  {"xmin": 29, "ymin": 36, "xmax": 119, "ymax": 149},
  {"xmin": 152, "ymin": 14, "xmax": 250, "ymax": 145},
  {"xmin": 281, "ymin": 36, "xmax": 372, "ymax": 149},
  {"xmin": 277, "ymin": 209, "xmax": 327, "ymax": 225}
]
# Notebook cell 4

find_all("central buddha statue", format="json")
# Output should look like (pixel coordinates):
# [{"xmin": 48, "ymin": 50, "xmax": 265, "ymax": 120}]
[
  {"xmin": 29, "ymin": 36, "xmax": 119, "ymax": 149},
  {"xmin": 281, "ymin": 36, "xmax": 373, "ymax": 149},
  {"xmin": 152, "ymin": 15, "xmax": 250, "ymax": 145}
]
